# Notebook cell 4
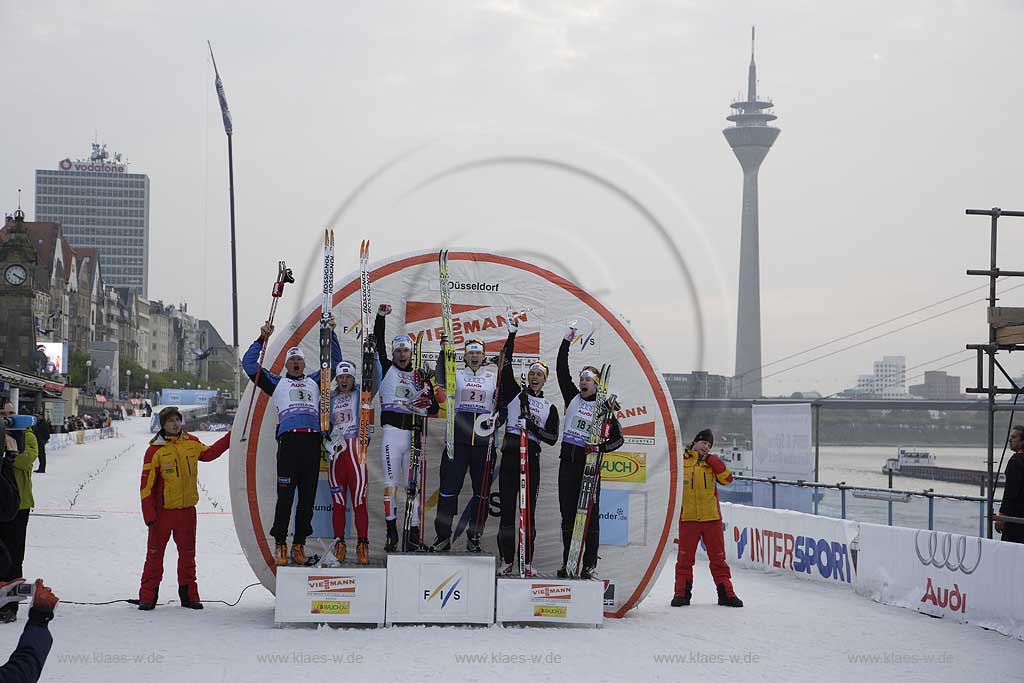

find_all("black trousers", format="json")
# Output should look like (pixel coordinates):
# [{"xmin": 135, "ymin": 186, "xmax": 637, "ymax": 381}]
[
  {"xmin": 35, "ymin": 444, "xmax": 45, "ymax": 473},
  {"xmin": 497, "ymin": 440, "xmax": 540, "ymax": 564},
  {"xmin": 1002, "ymin": 522, "xmax": 1024, "ymax": 544},
  {"xmin": 0, "ymin": 509, "xmax": 30, "ymax": 616},
  {"xmin": 558, "ymin": 454, "xmax": 601, "ymax": 571},
  {"xmin": 270, "ymin": 432, "xmax": 323, "ymax": 546},
  {"xmin": 434, "ymin": 442, "xmax": 489, "ymax": 543}
]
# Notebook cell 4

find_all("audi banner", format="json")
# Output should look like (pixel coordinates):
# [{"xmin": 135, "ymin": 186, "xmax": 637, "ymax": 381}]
[{"xmin": 855, "ymin": 522, "xmax": 1024, "ymax": 640}]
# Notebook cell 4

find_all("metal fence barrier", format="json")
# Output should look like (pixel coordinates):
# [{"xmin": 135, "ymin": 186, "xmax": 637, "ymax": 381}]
[{"xmin": 731, "ymin": 474, "xmax": 1018, "ymax": 538}]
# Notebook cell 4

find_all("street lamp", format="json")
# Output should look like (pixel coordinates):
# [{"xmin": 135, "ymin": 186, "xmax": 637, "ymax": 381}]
[
  {"xmin": 85, "ymin": 359, "xmax": 92, "ymax": 389},
  {"xmin": 126, "ymin": 369, "xmax": 131, "ymax": 397},
  {"xmin": 144, "ymin": 373, "xmax": 149, "ymax": 393}
]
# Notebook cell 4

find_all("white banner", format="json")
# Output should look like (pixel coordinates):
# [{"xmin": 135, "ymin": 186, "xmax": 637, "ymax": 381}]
[
  {"xmin": 385, "ymin": 554, "xmax": 495, "ymax": 625},
  {"xmin": 496, "ymin": 577, "xmax": 604, "ymax": 624},
  {"xmin": 274, "ymin": 566, "xmax": 386, "ymax": 625},
  {"xmin": 854, "ymin": 522, "xmax": 1024, "ymax": 640},
  {"xmin": 714, "ymin": 503, "xmax": 860, "ymax": 589},
  {"xmin": 751, "ymin": 404, "xmax": 814, "ymax": 512}
]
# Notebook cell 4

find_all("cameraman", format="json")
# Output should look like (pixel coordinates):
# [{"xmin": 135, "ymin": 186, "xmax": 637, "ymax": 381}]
[
  {"xmin": 0, "ymin": 405, "xmax": 37, "ymax": 623},
  {"xmin": 0, "ymin": 416, "xmax": 57, "ymax": 682}
]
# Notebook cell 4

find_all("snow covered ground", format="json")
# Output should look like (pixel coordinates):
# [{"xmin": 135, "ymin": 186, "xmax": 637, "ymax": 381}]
[{"xmin": 2, "ymin": 416, "xmax": 1021, "ymax": 682}]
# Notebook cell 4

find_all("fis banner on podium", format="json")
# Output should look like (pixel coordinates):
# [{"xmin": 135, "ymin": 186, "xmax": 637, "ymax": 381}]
[
  {"xmin": 274, "ymin": 566, "xmax": 386, "ymax": 625},
  {"xmin": 385, "ymin": 554, "xmax": 496, "ymax": 625},
  {"xmin": 496, "ymin": 577, "xmax": 604, "ymax": 625}
]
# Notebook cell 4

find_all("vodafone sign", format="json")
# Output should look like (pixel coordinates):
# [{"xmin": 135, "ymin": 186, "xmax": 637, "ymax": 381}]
[
  {"xmin": 58, "ymin": 158, "xmax": 126, "ymax": 173},
  {"xmin": 229, "ymin": 250, "xmax": 681, "ymax": 617}
]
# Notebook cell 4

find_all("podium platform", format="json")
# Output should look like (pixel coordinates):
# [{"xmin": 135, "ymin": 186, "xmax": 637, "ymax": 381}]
[
  {"xmin": 496, "ymin": 575, "xmax": 604, "ymax": 626},
  {"xmin": 274, "ymin": 565, "xmax": 387, "ymax": 626},
  {"xmin": 385, "ymin": 552, "xmax": 497, "ymax": 626}
]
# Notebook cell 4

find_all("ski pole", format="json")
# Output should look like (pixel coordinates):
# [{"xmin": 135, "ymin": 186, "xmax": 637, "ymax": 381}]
[{"xmin": 239, "ymin": 261, "xmax": 294, "ymax": 441}]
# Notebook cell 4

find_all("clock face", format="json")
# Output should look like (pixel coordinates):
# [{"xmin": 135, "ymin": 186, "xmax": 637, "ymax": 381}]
[{"xmin": 4, "ymin": 264, "xmax": 27, "ymax": 287}]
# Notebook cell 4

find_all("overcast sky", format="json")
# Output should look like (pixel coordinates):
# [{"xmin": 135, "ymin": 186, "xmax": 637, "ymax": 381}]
[{"xmin": 3, "ymin": 0, "xmax": 1023, "ymax": 396}]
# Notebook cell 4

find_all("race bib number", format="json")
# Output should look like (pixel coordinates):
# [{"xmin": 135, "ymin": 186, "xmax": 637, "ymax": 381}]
[
  {"xmin": 460, "ymin": 388, "xmax": 486, "ymax": 404},
  {"xmin": 289, "ymin": 388, "xmax": 315, "ymax": 403}
]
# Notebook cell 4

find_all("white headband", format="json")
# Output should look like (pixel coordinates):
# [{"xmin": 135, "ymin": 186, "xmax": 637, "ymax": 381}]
[
  {"xmin": 465, "ymin": 342, "xmax": 484, "ymax": 353},
  {"xmin": 392, "ymin": 335, "xmax": 413, "ymax": 351}
]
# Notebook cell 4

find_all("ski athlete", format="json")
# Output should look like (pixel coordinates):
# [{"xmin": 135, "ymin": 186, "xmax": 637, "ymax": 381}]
[
  {"xmin": 374, "ymin": 304, "xmax": 438, "ymax": 552},
  {"xmin": 242, "ymin": 317, "xmax": 342, "ymax": 566},
  {"xmin": 431, "ymin": 320, "xmax": 517, "ymax": 552},
  {"xmin": 494, "ymin": 328, "xmax": 560, "ymax": 575},
  {"xmin": 556, "ymin": 326, "xmax": 623, "ymax": 579},
  {"xmin": 325, "ymin": 360, "xmax": 380, "ymax": 564},
  {"xmin": 672, "ymin": 428, "xmax": 743, "ymax": 607},
  {"xmin": 138, "ymin": 407, "xmax": 231, "ymax": 610}
]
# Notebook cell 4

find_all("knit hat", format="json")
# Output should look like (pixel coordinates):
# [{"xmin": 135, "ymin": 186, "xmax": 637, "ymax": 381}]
[
  {"xmin": 159, "ymin": 406, "xmax": 183, "ymax": 427},
  {"xmin": 285, "ymin": 346, "xmax": 305, "ymax": 361},
  {"xmin": 335, "ymin": 361, "xmax": 356, "ymax": 378},
  {"xmin": 693, "ymin": 428, "xmax": 714, "ymax": 447}
]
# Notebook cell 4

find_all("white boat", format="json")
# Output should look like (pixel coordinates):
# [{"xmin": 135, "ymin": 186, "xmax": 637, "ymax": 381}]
[{"xmin": 882, "ymin": 447, "xmax": 936, "ymax": 474}]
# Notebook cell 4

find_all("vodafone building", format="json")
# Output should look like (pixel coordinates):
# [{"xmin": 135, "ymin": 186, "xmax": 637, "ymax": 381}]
[{"xmin": 35, "ymin": 145, "xmax": 150, "ymax": 296}]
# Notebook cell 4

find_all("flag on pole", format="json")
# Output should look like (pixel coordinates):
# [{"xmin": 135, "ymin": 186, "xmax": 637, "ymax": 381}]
[{"xmin": 207, "ymin": 41, "xmax": 233, "ymax": 136}]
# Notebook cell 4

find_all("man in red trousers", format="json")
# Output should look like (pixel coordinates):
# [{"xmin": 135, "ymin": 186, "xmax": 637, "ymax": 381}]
[
  {"xmin": 672, "ymin": 428, "xmax": 743, "ymax": 607},
  {"xmin": 137, "ymin": 407, "xmax": 230, "ymax": 610}
]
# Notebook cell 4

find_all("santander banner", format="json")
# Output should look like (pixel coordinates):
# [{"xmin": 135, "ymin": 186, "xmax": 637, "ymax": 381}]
[{"xmin": 229, "ymin": 249, "xmax": 681, "ymax": 617}]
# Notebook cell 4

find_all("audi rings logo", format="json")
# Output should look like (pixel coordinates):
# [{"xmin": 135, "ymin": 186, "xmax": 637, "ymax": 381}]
[{"xmin": 914, "ymin": 530, "xmax": 982, "ymax": 575}]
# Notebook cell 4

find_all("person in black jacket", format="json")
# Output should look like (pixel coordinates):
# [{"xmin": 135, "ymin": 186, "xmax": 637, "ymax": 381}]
[
  {"xmin": 996, "ymin": 425, "xmax": 1024, "ymax": 543},
  {"xmin": 555, "ymin": 325, "xmax": 623, "ymax": 579},
  {"xmin": 30, "ymin": 418, "xmax": 48, "ymax": 475},
  {"xmin": 0, "ymin": 418, "xmax": 57, "ymax": 682},
  {"xmin": 493, "ymin": 327, "xmax": 560, "ymax": 575}
]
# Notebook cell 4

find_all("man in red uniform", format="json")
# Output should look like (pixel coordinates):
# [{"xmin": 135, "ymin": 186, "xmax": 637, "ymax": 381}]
[
  {"xmin": 137, "ymin": 407, "xmax": 230, "ymax": 610},
  {"xmin": 672, "ymin": 428, "xmax": 743, "ymax": 607}
]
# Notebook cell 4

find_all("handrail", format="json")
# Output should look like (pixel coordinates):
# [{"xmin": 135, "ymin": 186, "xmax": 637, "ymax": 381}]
[{"xmin": 732, "ymin": 474, "xmax": 1001, "ymax": 505}]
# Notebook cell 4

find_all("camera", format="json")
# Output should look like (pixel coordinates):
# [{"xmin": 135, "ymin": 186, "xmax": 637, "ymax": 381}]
[{"xmin": 1, "ymin": 415, "xmax": 36, "ymax": 431}]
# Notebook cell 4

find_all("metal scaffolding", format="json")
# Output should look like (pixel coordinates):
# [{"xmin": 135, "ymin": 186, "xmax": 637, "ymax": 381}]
[{"xmin": 964, "ymin": 207, "xmax": 1024, "ymax": 538}]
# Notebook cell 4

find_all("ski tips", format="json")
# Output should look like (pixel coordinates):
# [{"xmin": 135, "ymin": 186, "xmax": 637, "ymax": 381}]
[{"xmin": 360, "ymin": 239, "xmax": 370, "ymax": 258}]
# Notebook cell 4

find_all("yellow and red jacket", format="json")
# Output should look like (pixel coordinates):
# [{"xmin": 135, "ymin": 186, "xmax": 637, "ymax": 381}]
[
  {"xmin": 681, "ymin": 449, "xmax": 733, "ymax": 522},
  {"xmin": 140, "ymin": 431, "xmax": 230, "ymax": 524}
]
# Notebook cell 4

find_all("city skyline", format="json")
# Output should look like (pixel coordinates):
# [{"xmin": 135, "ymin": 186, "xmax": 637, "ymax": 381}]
[{"xmin": 3, "ymin": 1, "xmax": 1023, "ymax": 397}]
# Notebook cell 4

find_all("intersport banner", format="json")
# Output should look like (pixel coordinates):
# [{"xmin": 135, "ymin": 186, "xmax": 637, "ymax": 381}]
[
  {"xmin": 229, "ymin": 250, "xmax": 681, "ymax": 617},
  {"xmin": 712, "ymin": 503, "xmax": 861, "ymax": 588},
  {"xmin": 855, "ymin": 522, "xmax": 1024, "ymax": 640}
]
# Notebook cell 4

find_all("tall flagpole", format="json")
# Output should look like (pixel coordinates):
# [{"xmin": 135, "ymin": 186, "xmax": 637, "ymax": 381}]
[{"xmin": 208, "ymin": 41, "xmax": 241, "ymax": 402}]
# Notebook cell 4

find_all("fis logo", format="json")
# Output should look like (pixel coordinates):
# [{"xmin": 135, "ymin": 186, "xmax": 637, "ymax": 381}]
[
  {"xmin": 423, "ymin": 572, "xmax": 462, "ymax": 609},
  {"xmin": 342, "ymin": 319, "xmax": 362, "ymax": 338}
]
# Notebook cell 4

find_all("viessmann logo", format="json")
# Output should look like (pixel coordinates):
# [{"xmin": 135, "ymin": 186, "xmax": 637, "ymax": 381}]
[
  {"xmin": 913, "ymin": 530, "xmax": 981, "ymax": 575},
  {"xmin": 531, "ymin": 584, "xmax": 572, "ymax": 601},
  {"xmin": 307, "ymin": 576, "xmax": 356, "ymax": 595},
  {"xmin": 404, "ymin": 301, "xmax": 538, "ymax": 354}
]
